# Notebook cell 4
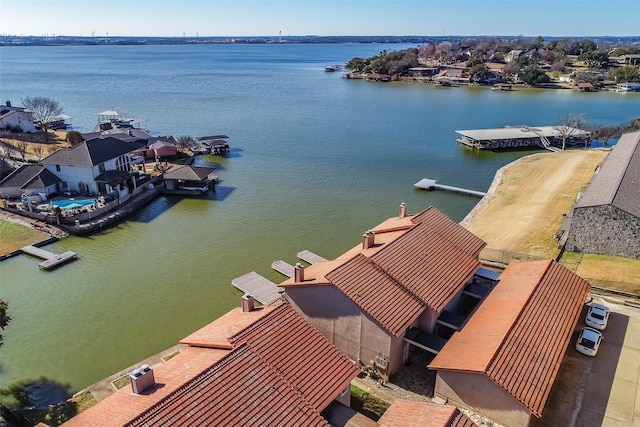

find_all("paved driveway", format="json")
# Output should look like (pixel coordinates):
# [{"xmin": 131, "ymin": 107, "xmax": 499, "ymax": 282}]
[{"xmin": 531, "ymin": 295, "xmax": 640, "ymax": 427}]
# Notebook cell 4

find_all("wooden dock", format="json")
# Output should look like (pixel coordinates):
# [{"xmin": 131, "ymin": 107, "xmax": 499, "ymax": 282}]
[
  {"xmin": 271, "ymin": 260, "xmax": 295, "ymax": 277},
  {"xmin": 231, "ymin": 272, "xmax": 284, "ymax": 304},
  {"xmin": 414, "ymin": 178, "xmax": 486, "ymax": 197},
  {"xmin": 297, "ymin": 250, "xmax": 327, "ymax": 264},
  {"xmin": 21, "ymin": 245, "xmax": 77, "ymax": 269}
]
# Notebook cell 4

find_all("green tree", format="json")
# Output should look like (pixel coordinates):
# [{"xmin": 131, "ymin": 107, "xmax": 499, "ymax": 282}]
[
  {"xmin": 469, "ymin": 63, "xmax": 489, "ymax": 83},
  {"xmin": 578, "ymin": 51, "xmax": 609, "ymax": 68},
  {"xmin": 521, "ymin": 65, "xmax": 550, "ymax": 86},
  {"xmin": 610, "ymin": 65, "xmax": 640, "ymax": 83},
  {"xmin": 22, "ymin": 97, "xmax": 63, "ymax": 142}
]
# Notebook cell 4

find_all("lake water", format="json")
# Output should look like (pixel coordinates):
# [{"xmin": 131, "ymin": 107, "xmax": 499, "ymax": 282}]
[{"xmin": 0, "ymin": 43, "xmax": 638, "ymax": 396}]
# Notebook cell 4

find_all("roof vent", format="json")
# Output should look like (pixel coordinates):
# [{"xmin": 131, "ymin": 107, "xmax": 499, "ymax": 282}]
[
  {"xmin": 399, "ymin": 202, "xmax": 407, "ymax": 218},
  {"xmin": 294, "ymin": 263, "xmax": 305, "ymax": 282},
  {"xmin": 242, "ymin": 293, "xmax": 255, "ymax": 312},
  {"xmin": 130, "ymin": 364, "xmax": 155, "ymax": 394}
]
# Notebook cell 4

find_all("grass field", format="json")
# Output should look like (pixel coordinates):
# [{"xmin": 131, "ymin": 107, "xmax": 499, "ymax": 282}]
[
  {"xmin": 0, "ymin": 220, "xmax": 48, "ymax": 254},
  {"xmin": 462, "ymin": 149, "xmax": 640, "ymax": 296}
]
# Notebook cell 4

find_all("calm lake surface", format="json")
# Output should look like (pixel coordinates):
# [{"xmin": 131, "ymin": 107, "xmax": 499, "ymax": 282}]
[{"xmin": 1, "ymin": 43, "xmax": 638, "ymax": 395}]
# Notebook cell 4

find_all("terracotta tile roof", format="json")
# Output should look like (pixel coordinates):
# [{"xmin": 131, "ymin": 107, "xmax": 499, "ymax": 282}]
[
  {"xmin": 229, "ymin": 304, "xmax": 360, "ymax": 410},
  {"xmin": 62, "ymin": 346, "xmax": 229, "ymax": 427},
  {"xmin": 409, "ymin": 206, "xmax": 486, "ymax": 256},
  {"xmin": 180, "ymin": 306, "xmax": 276, "ymax": 349},
  {"xmin": 372, "ymin": 221, "xmax": 482, "ymax": 312},
  {"xmin": 326, "ymin": 254, "xmax": 425, "ymax": 336},
  {"xmin": 378, "ymin": 400, "xmax": 475, "ymax": 427},
  {"xmin": 126, "ymin": 344, "xmax": 330, "ymax": 427},
  {"xmin": 429, "ymin": 260, "xmax": 589, "ymax": 417},
  {"xmin": 283, "ymin": 206, "xmax": 485, "ymax": 334},
  {"xmin": 64, "ymin": 304, "xmax": 357, "ymax": 426}
]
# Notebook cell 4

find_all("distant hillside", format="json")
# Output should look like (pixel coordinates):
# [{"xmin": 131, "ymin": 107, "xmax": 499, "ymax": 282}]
[{"xmin": 1, "ymin": 35, "xmax": 639, "ymax": 47}]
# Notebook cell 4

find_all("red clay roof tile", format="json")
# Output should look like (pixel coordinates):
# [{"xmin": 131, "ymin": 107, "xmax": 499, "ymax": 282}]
[
  {"xmin": 378, "ymin": 400, "xmax": 475, "ymax": 427},
  {"xmin": 429, "ymin": 260, "xmax": 589, "ymax": 417}
]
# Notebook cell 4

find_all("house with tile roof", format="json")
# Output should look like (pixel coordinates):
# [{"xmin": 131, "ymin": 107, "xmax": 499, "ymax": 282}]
[
  {"xmin": 0, "ymin": 164, "xmax": 62, "ymax": 199},
  {"xmin": 565, "ymin": 130, "xmax": 640, "ymax": 259},
  {"xmin": 281, "ymin": 205, "xmax": 491, "ymax": 379},
  {"xmin": 40, "ymin": 136, "xmax": 146, "ymax": 197},
  {"xmin": 62, "ymin": 301, "xmax": 360, "ymax": 426},
  {"xmin": 428, "ymin": 259, "xmax": 590, "ymax": 427},
  {"xmin": 377, "ymin": 400, "xmax": 475, "ymax": 427}
]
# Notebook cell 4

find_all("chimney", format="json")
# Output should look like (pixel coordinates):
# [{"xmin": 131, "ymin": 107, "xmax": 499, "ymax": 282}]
[
  {"xmin": 362, "ymin": 230, "xmax": 375, "ymax": 249},
  {"xmin": 130, "ymin": 364, "xmax": 155, "ymax": 394},
  {"xmin": 6, "ymin": 100, "xmax": 11, "ymax": 107},
  {"xmin": 399, "ymin": 202, "xmax": 407, "ymax": 218},
  {"xmin": 294, "ymin": 263, "xmax": 305, "ymax": 282},
  {"xmin": 242, "ymin": 293, "xmax": 255, "ymax": 312}
]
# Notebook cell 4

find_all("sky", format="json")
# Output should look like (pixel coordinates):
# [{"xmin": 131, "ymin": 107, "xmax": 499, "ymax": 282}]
[{"xmin": 1, "ymin": 0, "xmax": 639, "ymax": 38}]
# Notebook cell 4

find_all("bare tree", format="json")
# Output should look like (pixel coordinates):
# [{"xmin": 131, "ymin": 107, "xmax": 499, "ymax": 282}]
[
  {"xmin": 15, "ymin": 140, "xmax": 29, "ymax": 162},
  {"xmin": 555, "ymin": 114, "xmax": 586, "ymax": 150},
  {"xmin": 22, "ymin": 96, "xmax": 63, "ymax": 142},
  {"xmin": 33, "ymin": 143, "xmax": 45, "ymax": 161},
  {"xmin": 177, "ymin": 135, "xmax": 197, "ymax": 152}
]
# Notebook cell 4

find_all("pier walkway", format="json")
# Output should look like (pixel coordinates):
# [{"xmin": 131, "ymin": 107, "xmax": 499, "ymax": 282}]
[
  {"xmin": 231, "ymin": 271, "xmax": 283, "ymax": 304},
  {"xmin": 414, "ymin": 178, "xmax": 486, "ymax": 197},
  {"xmin": 271, "ymin": 260, "xmax": 295, "ymax": 277},
  {"xmin": 297, "ymin": 250, "xmax": 327, "ymax": 264},
  {"xmin": 21, "ymin": 245, "xmax": 77, "ymax": 269}
]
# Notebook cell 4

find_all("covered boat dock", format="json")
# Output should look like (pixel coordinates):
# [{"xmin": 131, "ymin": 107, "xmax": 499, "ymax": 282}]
[{"xmin": 455, "ymin": 125, "xmax": 588, "ymax": 151}]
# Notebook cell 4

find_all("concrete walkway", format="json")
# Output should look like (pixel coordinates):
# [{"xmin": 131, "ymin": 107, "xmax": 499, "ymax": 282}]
[{"xmin": 85, "ymin": 344, "xmax": 186, "ymax": 402}]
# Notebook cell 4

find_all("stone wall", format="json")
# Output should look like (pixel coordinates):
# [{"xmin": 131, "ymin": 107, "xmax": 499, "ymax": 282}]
[{"xmin": 566, "ymin": 205, "xmax": 640, "ymax": 259}]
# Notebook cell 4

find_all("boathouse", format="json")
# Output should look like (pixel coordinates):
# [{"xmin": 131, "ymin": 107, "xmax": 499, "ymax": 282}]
[
  {"xmin": 162, "ymin": 165, "xmax": 217, "ymax": 194},
  {"xmin": 455, "ymin": 125, "xmax": 588, "ymax": 150},
  {"xmin": 565, "ymin": 130, "xmax": 640, "ymax": 259}
]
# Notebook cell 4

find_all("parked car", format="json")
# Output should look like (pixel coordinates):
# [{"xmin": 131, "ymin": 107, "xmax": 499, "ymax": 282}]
[
  {"xmin": 576, "ymin": 327, "xmax": 603, "ymax": 356},
  {"xmin": 586, "ymin": 302, "xmax": 610, "ymax": 330}
]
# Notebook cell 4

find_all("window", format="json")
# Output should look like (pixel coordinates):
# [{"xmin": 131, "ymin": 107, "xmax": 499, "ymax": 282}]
[
  {"xmin": 98, "ymin": 163, "xmax": 105, "ymax": 173},
  {"xmin": 56, "ymin": 164, "xmax": 61, "ymax": 172}
]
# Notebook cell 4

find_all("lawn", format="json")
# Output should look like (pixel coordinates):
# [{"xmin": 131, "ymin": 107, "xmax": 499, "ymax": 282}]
[
  {"xmin": 350, "ymin": 385, "xmax": 390, "ymax": 421},
  {"xmin": 0, "ymin": 219, "xmax": 49, "ymax": 255}
]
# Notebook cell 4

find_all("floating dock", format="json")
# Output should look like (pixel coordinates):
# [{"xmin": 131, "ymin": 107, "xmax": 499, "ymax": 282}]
[
  {"xmin": 21, "ymin": 245, "xmax": 77, "ymax": 269},
  {"xmin": 231, "ymin": 272, "xmax": 284, "ymax": 304},
  {"xmin": 271, "ymin": 260, "xmax": 295, "ymax": 277},
  {"xmin": 414, "ymin": 178, "xmax": 486, "ymax": 197},
  {"xmin": 297, "ymin": 250, "xmax": 327, "ymax": 264}
]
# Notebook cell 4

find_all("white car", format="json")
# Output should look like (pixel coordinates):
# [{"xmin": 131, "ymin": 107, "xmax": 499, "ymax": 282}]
[
  {"xmin": 586, "ymin": 302, "xmax": 610, "ymax": 330},
  {"xmin": 576, "ymin": 327, "xmax": 603, "ymax": 356}
]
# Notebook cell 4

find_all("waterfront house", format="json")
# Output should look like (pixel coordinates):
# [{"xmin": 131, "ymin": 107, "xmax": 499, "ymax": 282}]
[
  {"xmin": 282, "ymin": 205, "xmax": 491, "ymax": 379},
  {"xmin": 565, "ymin": 130, "xmax": 640, "ymax": 259},
  {"xmin": 62, "ymin": 300, "xmax": 360, "ymax": 426},
  {"xmin": 429, "ymin": 259, "xmax": 589, "ymax": 427},
  {"xmin": 40, "ymin": 136, "xmax": 146, "ymax": 197},
  {"xmin": 0, "ymin": 164, "xmax": 62, "ymax": 199},
  {"xmin": 0, "ymin": 101, "xmax": 37, "ymax": 133}
]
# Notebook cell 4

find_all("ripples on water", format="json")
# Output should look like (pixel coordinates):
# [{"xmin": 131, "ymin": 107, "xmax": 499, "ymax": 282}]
[{"xmin": 0, "ymin": 43, "xmax": 638, "ymax": 392}]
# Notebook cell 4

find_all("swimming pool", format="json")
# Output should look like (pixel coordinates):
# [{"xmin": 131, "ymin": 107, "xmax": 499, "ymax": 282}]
[{"xmin": 52, "ymin": 199, "xmax": 95, "ymax": 210}]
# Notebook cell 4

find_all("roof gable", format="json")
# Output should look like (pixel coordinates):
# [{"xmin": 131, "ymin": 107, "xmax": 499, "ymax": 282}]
[
  {"xmin": 126, "ymin": 344, "xmax": 329, "ymax": 427},
  {"xmin": 163, "ymin": 165, "xmax": 215, "ymax": 181},
  {"xmin": 430, "ymin": 260, "xmax": 589, "ymax": 417},
  {"xmin": 326, "ymin": 254, "xmax": 425, "ymax": 336},
  {"xmin": 0, "ymin": 164, "xmax": 61, "ymax": 188},
  {"xmin": 42, "ymin": 137, "xmax": 145, "ymax": 167},
  {"xmin": 575, "ymin": 131, "xmax": 640, "ymax": 217},
  {"xmin": 229, "ymin": 304, "xmax": 360, "ymax": 410},
  {"xmin": 378, "ymin": 400, "xmax": 475, "ymax": 427}
]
